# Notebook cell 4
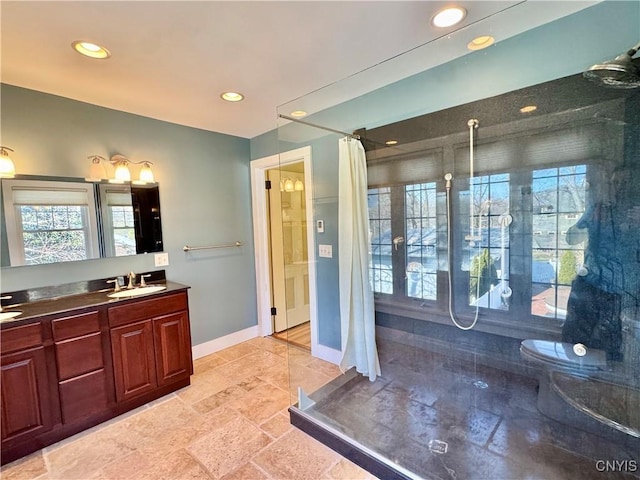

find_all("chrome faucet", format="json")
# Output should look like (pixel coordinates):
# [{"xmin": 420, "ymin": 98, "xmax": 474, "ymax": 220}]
[
  {"xmin": 0, "ymin": 295, "xmax": 12, "ymax": 313},
  {"xmin": 127, "ymin": 272, "xmax": 136, "ymax": 289},
  {"xmin": 106, "ymin": 278, "xmax": 121, "ymax": 292}
]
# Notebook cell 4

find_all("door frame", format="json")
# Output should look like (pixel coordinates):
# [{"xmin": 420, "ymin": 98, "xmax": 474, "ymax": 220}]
[{"xmin": 250, "ymin": 146, "xmax": 325, "ymax": 359}]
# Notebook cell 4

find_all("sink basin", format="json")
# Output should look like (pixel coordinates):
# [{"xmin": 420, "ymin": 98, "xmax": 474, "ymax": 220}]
[
  {"xmin": 0, "ymin": 311, "xmax": 22, "ymax": 322},
  {"xmin": 108, "ymin": 286, "xmax": 167, "ymax": 298}
]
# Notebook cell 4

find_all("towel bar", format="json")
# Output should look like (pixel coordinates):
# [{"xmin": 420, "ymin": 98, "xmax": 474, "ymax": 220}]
[{"xmin": 183, "ymin": 241, "xmax": 243, "ymax": 251}]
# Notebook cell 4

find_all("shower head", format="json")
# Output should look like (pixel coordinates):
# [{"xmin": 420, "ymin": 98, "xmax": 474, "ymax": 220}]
[{"xmin": 583, "ymin": 42, "xmax": 640, "ymax": 89}]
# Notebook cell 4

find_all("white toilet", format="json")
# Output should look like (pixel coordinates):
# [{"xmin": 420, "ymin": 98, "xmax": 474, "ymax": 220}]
[{"xmin": 520, "ymin": 339, "xmax": 607, "ymax": 370}]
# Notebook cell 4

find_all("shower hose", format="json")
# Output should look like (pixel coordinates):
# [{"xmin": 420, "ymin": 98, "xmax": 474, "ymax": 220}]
[{"xmin": 444, "ymin": 119, "xmax": 481, "ymax": 331}]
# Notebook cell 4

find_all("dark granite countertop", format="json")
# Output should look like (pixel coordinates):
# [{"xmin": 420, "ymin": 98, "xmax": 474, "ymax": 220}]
[{"xmin": 0, "ymin": 280, "xmax": 190, "ymax": 329}]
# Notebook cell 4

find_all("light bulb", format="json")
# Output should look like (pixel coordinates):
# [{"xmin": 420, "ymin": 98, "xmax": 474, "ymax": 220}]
[
  {"xmin": 284, "ymin": 178, "xmax": 294, "ymax": 192},
  {"xmin": 114, "ymin": 162, "xmax": 131, "ymax": 182},
  {"xmin": 139, "ymin": 162, "xmax": 155, "ymax": 183},
  {"xmin": 0, "ymin": 147, "xmax": 16, "ymax": 178}
]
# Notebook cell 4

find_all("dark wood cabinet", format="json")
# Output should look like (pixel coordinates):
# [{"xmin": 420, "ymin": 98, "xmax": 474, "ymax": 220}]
[
  {"xmin": 0, "ymin": 286, "xmax": 192, "ymax": 465},
  {"xmin": 111, "ymin": 320, "xmax": 157, "ymax": 402},
  {"xmin": 1, "ymin": 346, "xmax": 54, "ymax": 445},
  {"xmin": 108, "ymin": 293, "xmax": 192, "ymax": 402},
  {"xmin": 154, "ymin": 311, "xmax": 191, "ymax": 387}
]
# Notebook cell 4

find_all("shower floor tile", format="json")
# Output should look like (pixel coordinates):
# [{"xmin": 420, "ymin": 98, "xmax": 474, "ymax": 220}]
[{"xmin": 301, "ymin": 336, "xmax": 640, "ymax": 480}]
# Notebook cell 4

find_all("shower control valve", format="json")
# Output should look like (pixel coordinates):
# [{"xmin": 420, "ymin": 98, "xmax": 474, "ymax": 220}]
[{"xmin": 393, "ymin": 236, "xmax": 405, "ymax": 251}]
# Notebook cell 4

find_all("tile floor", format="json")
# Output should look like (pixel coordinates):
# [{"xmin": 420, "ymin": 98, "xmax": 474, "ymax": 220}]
[{"xmin": 1, "ymin": 337, "xmax": 377, "ymax": 480}]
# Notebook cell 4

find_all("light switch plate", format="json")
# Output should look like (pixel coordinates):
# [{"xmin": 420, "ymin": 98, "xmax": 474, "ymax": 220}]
[
  {"xmin": 316, "ymin": 220, "xmax": 325, "ymax": 233},
  {"xmin": 319, "ymin": 244, "xmax": 333, "ymax": 258},
  {"xmin": 154, "ymin": 252, "xmax": 169, "ymax": 267}
]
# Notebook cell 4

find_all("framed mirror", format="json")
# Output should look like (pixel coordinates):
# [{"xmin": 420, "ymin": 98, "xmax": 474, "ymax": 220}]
[{"xmin": 0, "ymin": 176, "xmax": 163, "ymax": 267}]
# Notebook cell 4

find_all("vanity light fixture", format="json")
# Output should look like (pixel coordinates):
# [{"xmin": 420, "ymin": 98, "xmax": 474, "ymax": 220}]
[
  {"xmin": 279, "ymin": 176, "xmax": 304, "ymax": 193},
  {"xmin": 72, "ymin": 41, "xmax": 111, "ymax": 59},
  {"xmin": 0, "ymin": 146, "xmax": 16, "ymax": 178},
  {"xmin": 85, "ymin": 155, "xmax": 107, "ymax": 182},
  {"xmin": 431, "ymin": 7, "xmax": 466, "ymax": 28},
  {"xmin": 468, "ymin": 35, "xmax": 495, "ymax": 51},
  {"xmin": 221, "ymin": 92, "xmax": 244, "ymax": 102}
]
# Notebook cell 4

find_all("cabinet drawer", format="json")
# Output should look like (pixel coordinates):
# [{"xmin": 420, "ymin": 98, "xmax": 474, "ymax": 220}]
[
  {"xmin": 59, "ymin": 369, "xmax": 108, "ymax": 424},
  {"xmin": 55, "ymin": 333, "xmax": 104, "ymax": 381},
  {"xmin": 108, "ymin": 292, "xmax": 187, "ymax": 328},
  {"xmin": 1, "ymin": 323, "xmax": 43, "ymax": 354},
  {"xmin": 52, "ymin": 311, "xmax": 100, "ymax": 341}
]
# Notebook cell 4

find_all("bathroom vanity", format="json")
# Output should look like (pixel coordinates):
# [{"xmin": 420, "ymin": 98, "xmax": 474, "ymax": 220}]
[{"xmin": 0, "ymin": 280, "xmax": 192, "ymax": 465}]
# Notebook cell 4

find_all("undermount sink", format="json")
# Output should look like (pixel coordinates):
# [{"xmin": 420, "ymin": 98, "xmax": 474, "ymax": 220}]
[
  {"xmin": 0, "ymin": 311, "xmax": 23, "ymax": 322},
  {"xmin": 108, "ymin": 286, "xmax": 167, "ymax": 298}
]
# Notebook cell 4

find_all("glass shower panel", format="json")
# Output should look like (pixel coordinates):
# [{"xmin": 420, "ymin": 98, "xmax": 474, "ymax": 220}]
[{"xmin": 278, "ymin": 2, "xmax": 640, "ymax": 478}]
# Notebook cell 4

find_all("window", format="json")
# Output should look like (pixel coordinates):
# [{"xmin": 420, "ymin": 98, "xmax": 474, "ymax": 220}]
[
  {"xmin": 2, "ymin": 180, "xmax": 99, "ymax": 265},
  {"xmin": 531, "ymin": 166, "xmax": 586, "ymax": 320},
  {"xmin": 98, "ymin": 185, "xmax": 136, "ymax": 257},
  {"xmin": 368, "ymin": 187, "xmax": 392, "ymax": 294},
  {"xmin": 468, "ymin": 174, "xmax": 510, "ymax": 310},
  {"xmin": 405, "ymin": 182, "xmax": 438, "ymax": 300},
  {"xmin": 368, "ymin": 182, "xmax": 439, "ymax": 301}
]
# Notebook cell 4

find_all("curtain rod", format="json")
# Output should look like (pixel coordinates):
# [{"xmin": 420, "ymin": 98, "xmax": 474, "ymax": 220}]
[{"xmin": 278, "ymin": 114, "xmax": 361, "ymax": 140}]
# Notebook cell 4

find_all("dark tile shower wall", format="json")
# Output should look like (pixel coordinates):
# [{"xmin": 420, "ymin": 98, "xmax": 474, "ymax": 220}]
[{"xmin": 364, "ymin": 74, "xmax": 640, "ymax": 368}]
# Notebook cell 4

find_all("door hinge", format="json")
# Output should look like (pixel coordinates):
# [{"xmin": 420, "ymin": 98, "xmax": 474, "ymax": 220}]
[
  {"xmin": 270, "ymin": 307, "xmax": 277, "ymax": 316},
  {"xmin": 265, "ymin": 180, "xmax": 272, "ymax": 190}
]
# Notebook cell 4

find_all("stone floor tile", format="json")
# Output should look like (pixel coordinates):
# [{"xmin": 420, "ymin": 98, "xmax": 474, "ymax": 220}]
[
  {"xmin": 323, "ymin": 458, "xmax": 379, "ymax": 480},
  {"xmin": 187, "ymin": 416, "xmax": 271, "ymax": 479},
  {"xmin": 260, "ymin": 412, "xmax": 294, "ymax": 439},
  {"xmin": 219, "ymin": 462, "xmax": 270, "ymax": 480},
  {"xmin": 228, "ymin": 382, "xmax": 291, "ymax": 424},
  {"xmin": 0, "ymin": 452, "xmax": 47, "ymax": 480},
  {"xmin": 252, "ymin": 429, "xmax": 339, "ymax": 480}
]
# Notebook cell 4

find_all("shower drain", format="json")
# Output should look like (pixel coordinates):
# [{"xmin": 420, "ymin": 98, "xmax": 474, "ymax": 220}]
[
  {"xmin": 473, "ymin": 380, "xmax": 489, "ymax": 389},
  {"xmin": 428, "ymin": 439, "xmax": 448, "ymax": 454}
]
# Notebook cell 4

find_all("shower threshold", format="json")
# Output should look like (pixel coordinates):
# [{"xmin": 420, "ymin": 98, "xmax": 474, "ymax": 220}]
[{"xmin": 289, "ymin": 405, "xmax": 420, "ymax": 480}]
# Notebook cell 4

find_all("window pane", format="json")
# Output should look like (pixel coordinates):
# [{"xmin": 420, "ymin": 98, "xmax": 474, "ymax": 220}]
[
  {"xmin": 530, "ymin": 165, "xmax": 586, "ymax": 320},
  {"xmin": 23, "ymin": 230, "xmax": 87, "ymax": 265},
  {"xmin": 369, "ymin": 188, "xmax": 393, "ymax": 294},
  {"xmin": 405, "ymin": 182, "xmax": 437, "ymax": 300}
]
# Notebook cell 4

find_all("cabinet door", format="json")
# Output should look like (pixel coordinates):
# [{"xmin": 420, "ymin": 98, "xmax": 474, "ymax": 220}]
[
  {"xmin": 1, "ymin": 347, "xmax": 54, "ymax": 445},
  {"xmin": 110, "ymin": 320, "xmax": 157, "ymax": 402},
  {"xmin": 153, "ymin": 311, "xmax": 191, "ymax": 387}
]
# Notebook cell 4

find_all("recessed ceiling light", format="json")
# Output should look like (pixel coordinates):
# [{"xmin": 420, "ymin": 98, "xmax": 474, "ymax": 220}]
[
  {"xmin": 71, "ymin": 41, "xmax": 110, "ymax": 59},
  {"xmin": 520, "ymin": 105, "xmax": 537, "ymax": 113},
  {"xmin": 432, "ymin": 7, "xmax": 466, "ymax": 28},
  {"xmin": 221, "ymin": 92, "xmax": 244, "ymax": 102},
  {"xmin": 385, "ymin": 140, "xmax": 399, "ymax": 146},
  {"xmin": 290, "ymin": 110, "xmax": 307, "ymax": 118},
  {"xmin": 468, "ymin": 35, "xmax": 495, "ymax": 51}
]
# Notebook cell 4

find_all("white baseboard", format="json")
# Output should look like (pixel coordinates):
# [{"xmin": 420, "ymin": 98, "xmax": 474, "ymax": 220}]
[
  {"xmin": 192, "ymin": 325, "xmax": 259, "ymax": 360},
  {"xmin": 312, "ymin": 343, "xmax": 342, "ymax": 365}
]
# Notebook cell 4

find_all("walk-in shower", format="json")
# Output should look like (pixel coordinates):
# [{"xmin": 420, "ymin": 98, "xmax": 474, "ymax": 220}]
[{"xmin": 278, "ymin": 3, "xmax": 640, "ymax": 479}]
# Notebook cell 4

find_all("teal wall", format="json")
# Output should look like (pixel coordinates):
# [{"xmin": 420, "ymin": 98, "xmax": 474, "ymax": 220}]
[
  {"xmin": 1, "ymin": 84, "xmax": 257, "ymax": 346},
  {"xmin": 249, "ymin": 0, "xmax": 640, "ymax": 351}
]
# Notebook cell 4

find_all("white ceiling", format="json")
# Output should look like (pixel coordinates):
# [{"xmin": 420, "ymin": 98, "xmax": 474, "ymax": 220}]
[{"xmin": 1, "ymin": 1, "xmax": 598, "ymax": 139}]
